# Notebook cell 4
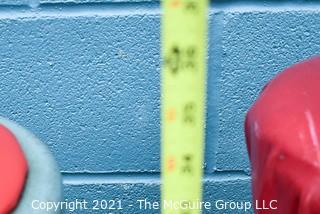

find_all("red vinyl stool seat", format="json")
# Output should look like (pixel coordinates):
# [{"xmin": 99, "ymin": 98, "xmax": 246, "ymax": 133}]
[
  {"xmin": 0, "ymin": 125, "xmax": 28, "ymax": 214},
  {"xmin": 245, "ymin": 56, "xmax": 320, "ymax": 213}
]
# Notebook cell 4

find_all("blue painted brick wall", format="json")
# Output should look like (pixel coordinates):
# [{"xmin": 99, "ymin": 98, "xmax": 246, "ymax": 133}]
[{"xmin": 1, "ymin": 0, "xmax": 320, "ymax": 213}]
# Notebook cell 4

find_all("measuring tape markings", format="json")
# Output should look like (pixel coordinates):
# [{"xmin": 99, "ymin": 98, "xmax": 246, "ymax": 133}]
[{"xmin": 161, "ymin": 0, "xmax": 208, "ymax": 213}]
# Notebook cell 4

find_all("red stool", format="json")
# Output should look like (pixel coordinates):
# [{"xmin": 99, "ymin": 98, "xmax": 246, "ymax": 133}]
[
  {"xmin": 246, "ymin": 56, "xmax": 320, "ymax": 213},
  {"xmin": 0, "ymin": 125, "xmax": 28, "ymax": 214},
  {"xmin": 0, "ymin": 118, "xmax": 62, "ymax": 214}
]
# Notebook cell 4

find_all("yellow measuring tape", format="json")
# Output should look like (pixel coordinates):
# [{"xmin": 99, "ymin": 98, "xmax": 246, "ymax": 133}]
[{"xmin": 161, "ymin": 0, "xmax": 208, "ymax": 213}]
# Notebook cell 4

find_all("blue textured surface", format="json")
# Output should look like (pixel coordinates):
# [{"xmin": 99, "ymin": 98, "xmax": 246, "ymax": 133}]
[{"xmin": 0, "ymin": 1, "xmax": 320, "ymax": 213}]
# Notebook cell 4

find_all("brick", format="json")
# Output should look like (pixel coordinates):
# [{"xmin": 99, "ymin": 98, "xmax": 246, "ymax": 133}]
[{"xmin": 0, "ymin": 14, "xmax": 161, "ymax": 172}]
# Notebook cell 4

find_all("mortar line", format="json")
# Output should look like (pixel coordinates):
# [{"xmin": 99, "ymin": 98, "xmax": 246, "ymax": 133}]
[
  {"xmin": 0, "ymin": 1, "xmax": 320, "ymax": 19},
  {"xmin": 62, "ymin": 170, "xmax": 250, "ymax": 185},
  {"xmin": 0, "ymin": 2, "xmax": 161, "ymax": 19}
]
